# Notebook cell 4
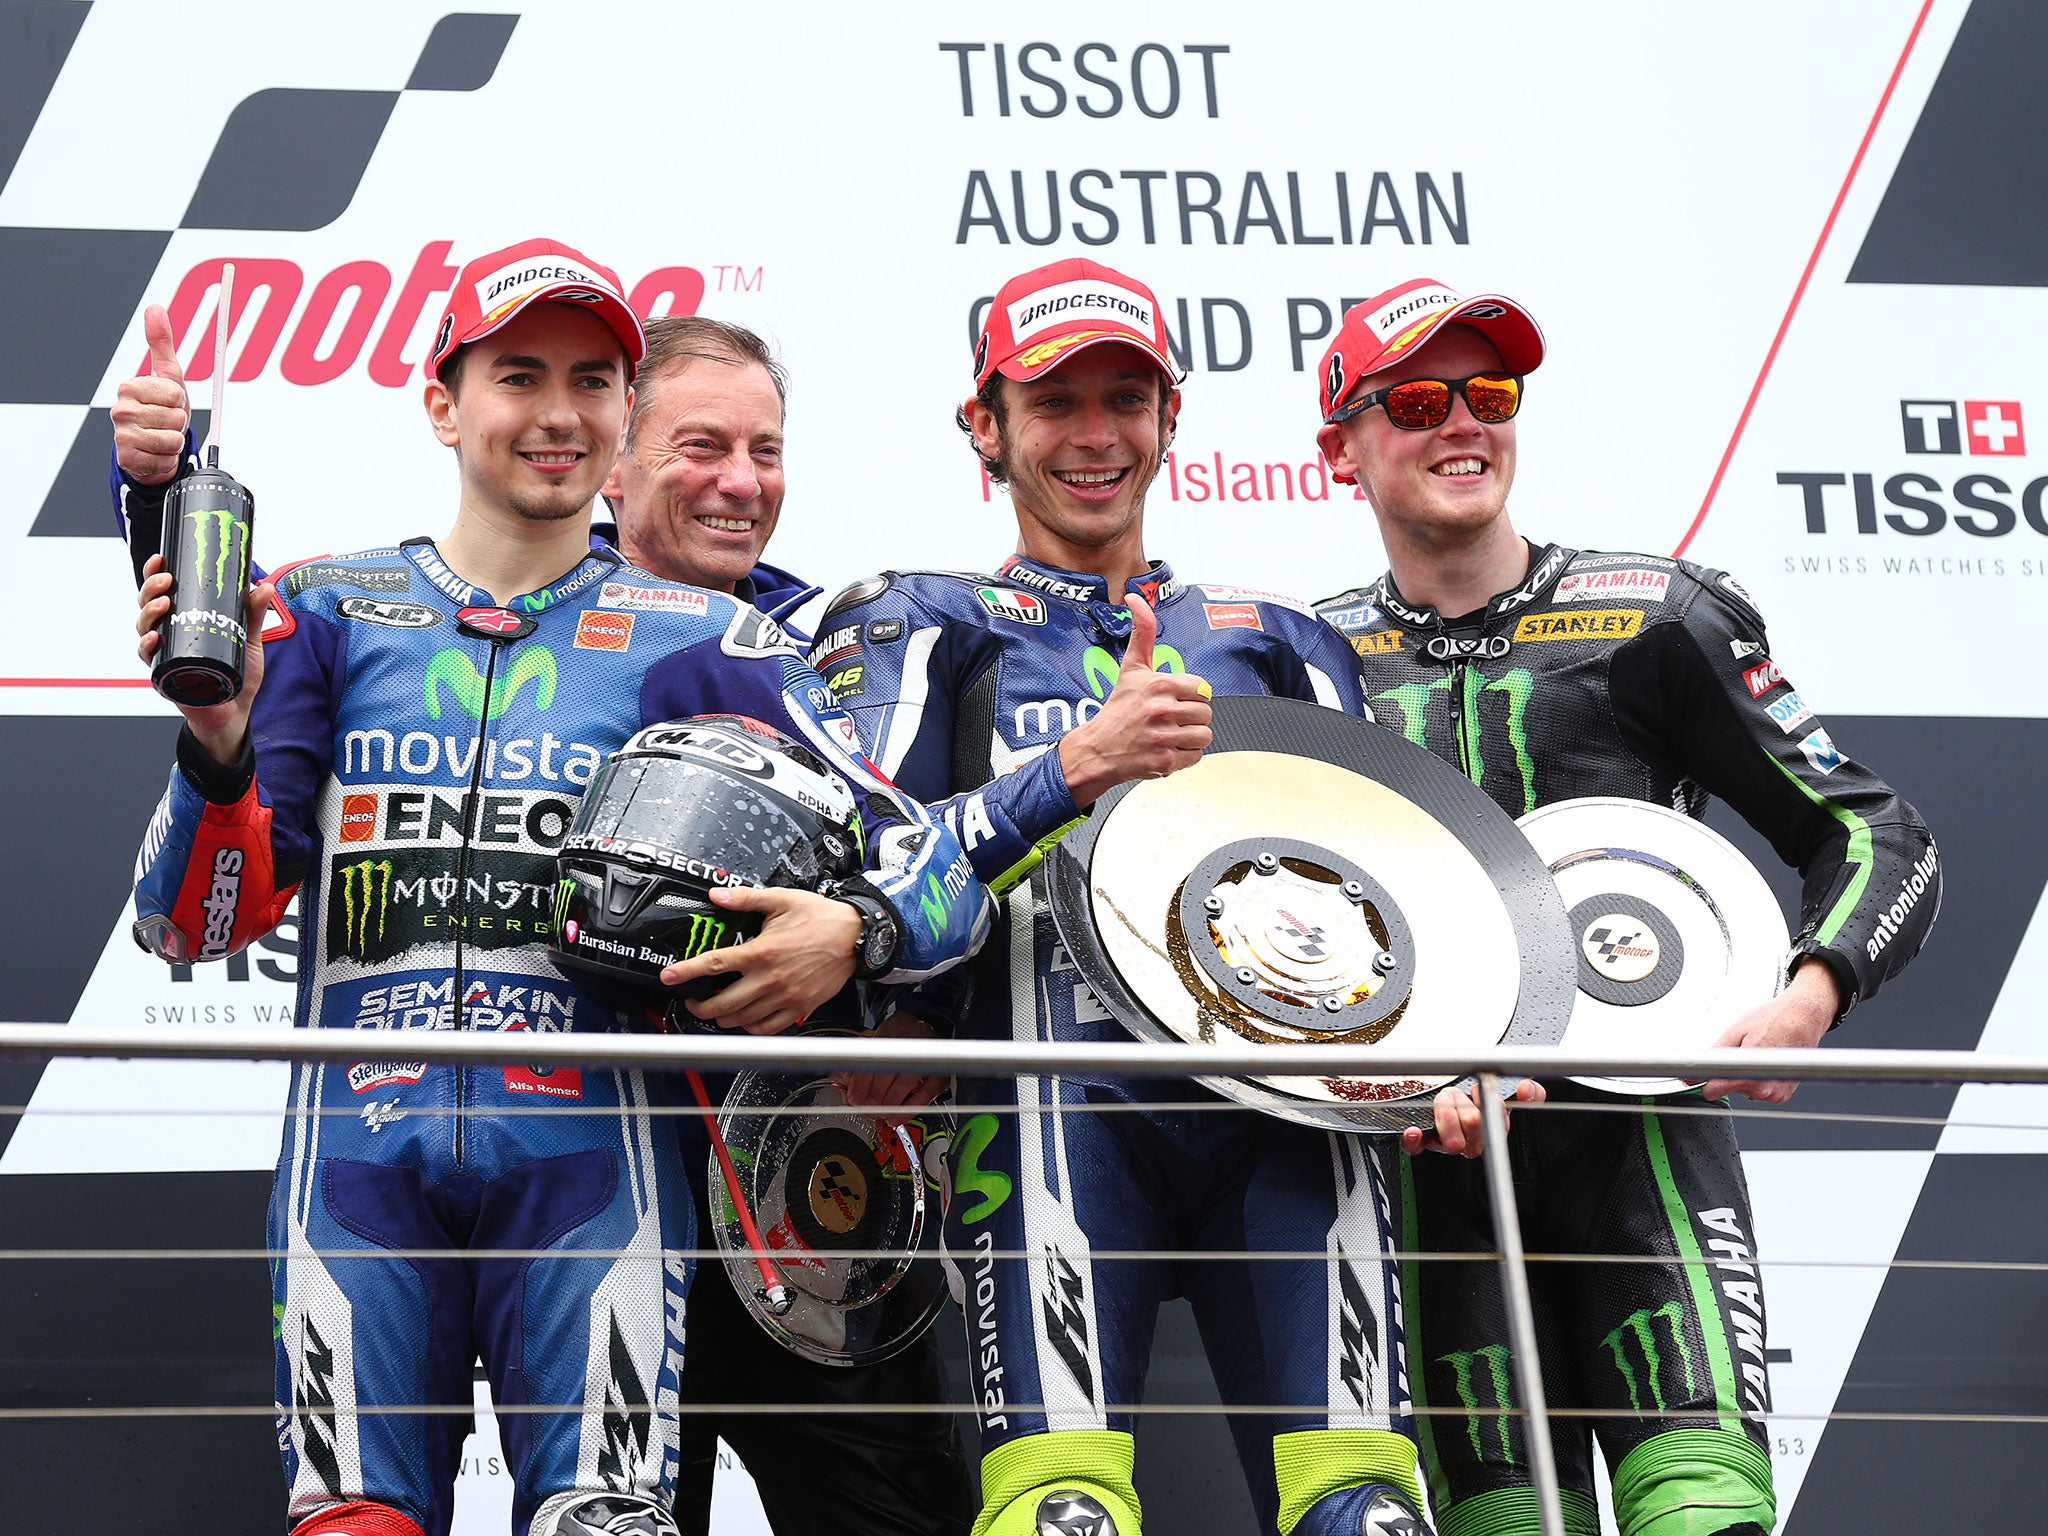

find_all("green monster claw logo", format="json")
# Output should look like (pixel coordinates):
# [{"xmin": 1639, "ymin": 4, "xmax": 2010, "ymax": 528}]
[
  {"xmin": 423, "ymin": 646, "xmax": 557, "ymax": 720},
  {"xmin": 1601, "ymin": 1301, "xmax": 1698, "ymax": 1415},
  {"xmin": 681, "ymin": 911, "xmax": 730, "ymax": 959},
  {"xmin": 1439, "ymin": 1344, "xmax": 1517, "ymax": 1464},
  {"xmin": 183, "ymin": 506, "xmax": 249, "ymax": 593},
  {"xmin": 554, "ymin": 877, "xmax": 577, "ymax": 935},
  {"xmin": 337, "ymin": 859, "xmax": 395, "ymax": 956},
  {"xmin": 1081, "ymin": 638, "xmax": 1186, "ymax": 699},
  {"xmin": 949, "ymin": 1113, "xmax": 1013, "ymax": 1223},
  {"xmin": 1372, "ymin": 666, "xmax": 1538, "ymax": 815}
]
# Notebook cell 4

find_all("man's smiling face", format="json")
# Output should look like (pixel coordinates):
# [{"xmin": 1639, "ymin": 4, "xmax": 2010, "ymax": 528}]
[
  {"xmin": 969, "ymin": 342, "xmax": 1177, "ymax": 558},
  {"xmin": 433, "ymin": 301, "xmax": 628, "ymax": 523},
  {"xmin": 607, "ymin": 353, "xmax": 785, "ymax": 592},
  {"xmin": 1318, "ymin": 324, "xmax": 1518, "ymax": 544}
]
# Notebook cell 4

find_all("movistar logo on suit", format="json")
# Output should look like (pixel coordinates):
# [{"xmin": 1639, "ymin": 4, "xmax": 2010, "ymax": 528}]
[
  {"xmin": 1010, "ymin": 642, "xmax": 1186, "ymax": 739},
  {"xmin": 424, "ymin": 647, "xmax": 558, "ymax": 720}
]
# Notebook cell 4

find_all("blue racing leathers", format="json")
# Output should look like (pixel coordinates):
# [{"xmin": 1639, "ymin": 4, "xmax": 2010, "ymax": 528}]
[
  {"xmin": 812, "ymin": 555, "xmax": 1427, "ymax": 1536},
  {"xmin": 131, "ymin": 537, "xmax": 987, "ymax": 1536}
]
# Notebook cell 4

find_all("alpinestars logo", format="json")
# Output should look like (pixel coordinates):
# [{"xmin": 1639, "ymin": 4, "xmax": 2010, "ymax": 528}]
[
  {"xmin": 1040, "ymin": 1244, "xmax": 1096, "ymax": 1399},
  {"xmin": 198, "ymin": 847, "xmax": 245, "ymax": 960},
  {"xmin": 295, "ymin": 1316, "xmax": 343, "ymax": 1497},
  {"xmin": 1334, "ymin": 1244, "xmax": 1381, "ymax": 1409},
  {"xmin": 595, "ymin": 1313, "xmax": 652, "ymax": 1490}
]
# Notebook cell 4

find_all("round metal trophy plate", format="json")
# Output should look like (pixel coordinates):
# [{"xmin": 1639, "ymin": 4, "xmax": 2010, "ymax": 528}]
[
  {"xmin": 1046, "ymin": 695, "xmax": 1576, "ymax": 1132},
  {"xmin": 712, "ymin": 1062, "xmax": 950, "ymax": 1366},
  {"xmin": 1516, "ymin": 797, "xmax": 1791, "ymax": 1095}
]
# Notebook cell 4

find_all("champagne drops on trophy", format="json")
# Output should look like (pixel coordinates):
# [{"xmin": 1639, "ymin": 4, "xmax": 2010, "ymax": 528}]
[{"xmin": 152, "ymin": 262, "xmax": 258, "ymax": 706}]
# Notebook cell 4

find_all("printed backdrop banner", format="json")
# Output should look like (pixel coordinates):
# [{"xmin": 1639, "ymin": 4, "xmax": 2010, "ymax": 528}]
[{"xmin": 2, "ymin": 1, "xmax": 2044, "ymax": 1532}]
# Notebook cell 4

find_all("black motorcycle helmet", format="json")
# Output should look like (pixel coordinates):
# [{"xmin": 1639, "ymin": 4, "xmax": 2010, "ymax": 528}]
[{"xmin": 551, "ymin": 714, "xmax": 863, "ymax": 1005}]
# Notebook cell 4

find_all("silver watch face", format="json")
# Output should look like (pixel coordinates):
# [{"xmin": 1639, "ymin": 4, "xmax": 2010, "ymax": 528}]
[{"xmin": 862, "ymin": 911, "xmax": 899, "ymax": 971}]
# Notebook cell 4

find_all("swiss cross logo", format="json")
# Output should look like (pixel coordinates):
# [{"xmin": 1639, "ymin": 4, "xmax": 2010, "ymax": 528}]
[
  {"xmin": 1898, "ymin": 399, "xmax": 2025, "ymax": 456},
  {"xmin": 1965, "ymin": 400, "xmax": 2026, "ymax": 456}
]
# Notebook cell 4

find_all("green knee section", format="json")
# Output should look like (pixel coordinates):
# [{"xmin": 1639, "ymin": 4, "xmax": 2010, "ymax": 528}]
[
  {"xmin": 972, "ymin": 1431, "xmax": 1142, "ymax": 1536},
  {"xmin": 1438, "ymin": 1486, "xmax": 1602, "ymax": 1536},
  {"xmin": 1272, "ymin": 1429, "xmax": 1425, "ymax": 1535},
  {"xmin": 1611, "ymin": 1429, "xmax": 1775, "ymax": 1536}
]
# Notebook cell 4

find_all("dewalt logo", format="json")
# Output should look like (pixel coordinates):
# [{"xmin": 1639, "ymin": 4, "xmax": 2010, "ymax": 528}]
[
  {"xmin": 423, "ymin": 647, "xmax": 557, "ymax": 721},
  {"xmin": 335, "ymin": 858, "xmax": 395, "ymax": 959},
  {"xmin": 1350, "ymin": 629, "xmax": 1403, "ymax": 656}
]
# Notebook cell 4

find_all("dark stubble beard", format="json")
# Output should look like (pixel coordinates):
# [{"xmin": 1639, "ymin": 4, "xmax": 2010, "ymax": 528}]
[{"xmin": 505, "ymin": 485, "xmax": 591, "ymax": 523}]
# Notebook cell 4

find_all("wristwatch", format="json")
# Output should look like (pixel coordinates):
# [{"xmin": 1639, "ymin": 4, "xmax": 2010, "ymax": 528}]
[{"xmin": 825, "ymin": 879, "xmax": 904, "ymax": 980}]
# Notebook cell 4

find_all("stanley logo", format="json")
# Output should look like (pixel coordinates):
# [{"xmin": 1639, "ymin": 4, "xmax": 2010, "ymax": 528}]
[
  {"xmin": 337, "ymin": 858, "xmax": 395, "ymax": 956},
  {"xmin": 423, "ymin": 646, "xmax": 557, "ymax": 721},
  {"xmin": 183, "ymin": 506, "xmax": 249, "ymax": 594},
  {"xmin": 1511, "ymin": 608, "xmax": 1645, "ymax": 643}
]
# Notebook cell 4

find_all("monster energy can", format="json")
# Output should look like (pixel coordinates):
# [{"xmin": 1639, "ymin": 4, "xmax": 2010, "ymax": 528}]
[{"xmin": 152, "ymin": 465, "xmax": 255, "ymax": 706}]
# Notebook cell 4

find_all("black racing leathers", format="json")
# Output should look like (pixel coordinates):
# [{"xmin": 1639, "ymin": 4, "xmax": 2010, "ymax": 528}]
[{"xmin": 1317, "ymin": 545, "xmax": 1939, "ymax": 1536}]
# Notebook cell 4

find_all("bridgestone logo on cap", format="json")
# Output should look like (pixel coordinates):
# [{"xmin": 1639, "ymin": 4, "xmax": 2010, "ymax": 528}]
[
  {"xmin": 475, "ymin": 258, "xmax": 620, "ymax": 311},
  {"xmin": 1366, "ymin": 286, "xmax": 1459, "ymax": 341},
  {"xmin": 1009, "ymin": 280, "xmax": 1154, "ymax": 341}
]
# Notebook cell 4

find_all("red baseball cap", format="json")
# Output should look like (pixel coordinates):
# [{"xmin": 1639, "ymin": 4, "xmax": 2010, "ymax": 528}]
[
  {"xmin": 974, "ymin": 258, "xmax": 1182, "ymax": 388},
  {"xmin": 1317, "ymin": 279, "xmax": 1544, "ymax": 422},
  {"xmin": 427, "ymin": 238, "xmax": 646, "ymax": 383}
]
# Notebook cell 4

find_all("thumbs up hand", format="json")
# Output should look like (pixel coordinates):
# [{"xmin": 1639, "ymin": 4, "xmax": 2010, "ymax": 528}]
[
  {"xmin": 112, "ymin": 305, "xmax": 191, "ymax": 485},
  {"xmin": 1057, "ymin": 591, "xmax": 1214, "ymax": 808}
]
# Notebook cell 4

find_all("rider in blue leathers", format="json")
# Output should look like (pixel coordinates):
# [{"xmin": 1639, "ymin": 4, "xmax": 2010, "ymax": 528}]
[
  {"xmin": 120, "ymin": 243, "xmax": 987, "ymax": 1536},
  {"xmin": 813, "ymin": 258, "xmax": 1435, "ymax": 1536}
]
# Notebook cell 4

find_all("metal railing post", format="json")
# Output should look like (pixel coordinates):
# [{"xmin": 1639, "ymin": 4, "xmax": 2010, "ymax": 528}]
[{"xmin": 1477, "ymin": 1073, "xmax": 1564, "ymax": 1536}]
